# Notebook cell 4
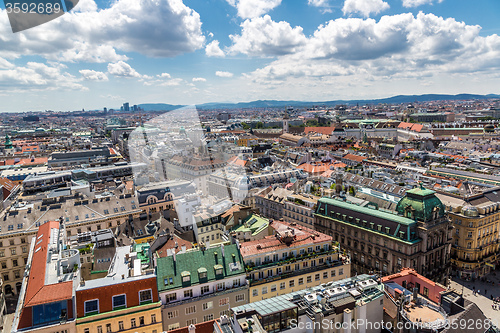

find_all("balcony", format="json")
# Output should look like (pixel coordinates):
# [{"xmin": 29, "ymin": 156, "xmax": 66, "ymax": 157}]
[
  {"xmin": 245, "ymin": 248, "xmax": 340, "ymax": 272},
  {"xmin": 248, "ymin": 258, "xmax": 349, "ymax": 287}
]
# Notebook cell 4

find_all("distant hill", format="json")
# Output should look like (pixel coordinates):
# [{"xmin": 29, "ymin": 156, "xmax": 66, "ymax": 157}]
[
  {"xmin": 138, "ymin": 94, "xmax": 500, "ymax": 111},
  {"xmin": 138, "ymin": 103, "xmax": 186, "ymax": 111}
]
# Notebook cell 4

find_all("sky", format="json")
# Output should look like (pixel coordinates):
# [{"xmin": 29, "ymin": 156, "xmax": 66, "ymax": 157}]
[{"xmin": 0, "ymin": 0, "xmax": 500, "ymax": 112}]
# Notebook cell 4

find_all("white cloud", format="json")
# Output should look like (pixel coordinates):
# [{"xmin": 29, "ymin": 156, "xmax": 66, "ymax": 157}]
[
  {"xmin": 158, "ymin": 73, "xmax": 172, "ymax": 79},
  {"xmin": 308, "ymin": 0, "xmax": 329, "ymax": 7},
  {"xmin": 342, "ymin": 0, "xmax": 390, "ymax": 17},
  {"xmin": 107, "ymin": 61, "xmax": 141, "ymax": 78},
  {"xmin": 0, "ymin": 62, "xmax": 84, "ymax": 91},
  {"xmin": 229, "ymin": 15, "xmax": 307, "ymax": 56},
  {"xmin": 79, "ymin": 69, "xmax": 109, "ymax": 81},
  {"xmin": 402, "ymin": 0, "xmax": 443, "ymax": 7},
  {"xmin": 225, "ymin": 0, "xmax": 282, "ymax": 19},
  {"xmin": 244, "ymin": 12, "xmax": 500, "ymax": 88},
  {"xmin": 0, "ymin": 57, "xmax": 14, "ymax": 69},
  {"xmin": 192, "ymin": 77, "xmax": 207, "ymax": 82},
  {"xmin": 0, "ymin": 0, "xmax": 205, "ymax": 62},
  {"xmin": 205, "ymin": 40, "xmax": 225, "ymax": 57},
  {"xmin": 216, "ymin": 71, "xmax": 234, "ymax": 77}
]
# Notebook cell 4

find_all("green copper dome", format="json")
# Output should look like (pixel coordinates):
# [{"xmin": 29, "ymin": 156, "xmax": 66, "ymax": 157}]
[
  {"xmin": 396, "ymin": 185, "xmax": 445, "ymax": 222},
  {"xmin": 4, "ymin": 134, "xmax": 12, "ymax": 149}
]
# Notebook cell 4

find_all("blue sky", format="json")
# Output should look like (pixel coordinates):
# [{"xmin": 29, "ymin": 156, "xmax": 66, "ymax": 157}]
[{"xmin": 0, "ymin": 0, "xmax": 500, "ymax": 111}]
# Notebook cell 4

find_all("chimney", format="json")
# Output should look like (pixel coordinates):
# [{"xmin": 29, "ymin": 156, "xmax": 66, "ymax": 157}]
[
  {"xmin": 121, "ymin": 274, "xmax": 125, "ymax": 280},
  {"xmin": 221, "ymin": 244, "xmax": 225, "ymax": 258},
  {"xmin": 80, "ymin": 280, "xmax": 85, "ymax": 287},
  {"xmin": 188, "ymin": 324, "xmax": 196, "ymax": 333}
]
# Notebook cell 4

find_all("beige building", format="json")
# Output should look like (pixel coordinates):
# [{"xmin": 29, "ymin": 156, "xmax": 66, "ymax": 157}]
[
  {"xmin": 438, "ymin": 188, "xmax": 500, "ymax": 280},
  {"xmin": 240, "ymin": 220, "xmax": 351, "ymax": 303},
  {"xmin": 0, "ymin": 189, "xmax": 141, "ymax": 296},
  {"xmin": 283, "ymin": 193, "xmax": 318, "ymax": 228}
]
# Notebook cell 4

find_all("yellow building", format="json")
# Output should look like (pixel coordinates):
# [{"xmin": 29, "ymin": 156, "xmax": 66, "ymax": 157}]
[
  {"xmin": 240, "ymin": 220, "xmax": 351, "ymax": 303},
  {"xmin": 448, "ymin": 202, "xmax": 500, "ymax": 280}
]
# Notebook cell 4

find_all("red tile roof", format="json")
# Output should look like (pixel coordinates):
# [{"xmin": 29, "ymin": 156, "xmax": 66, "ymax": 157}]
[
  {"xmin": 156, "ymin": 235, "xmax": 193, "ymax": 258},
  {"xmin": 304, "ymin": 127, "xmax": 336, "ymax": 135},
  {"xmin": 240, "ymin": 220, "xmax": 332, "ymax": 257},
  {"xmin": 23, "ymin": 221, "xmax": 73, "ymax": 307},
  {"xmin": 342, "ymin": 154, "xmax": 366, "ymax": 163},
  {"xmin": 0, "ymin": 157, "xmax": 48, "ymax": 166}
]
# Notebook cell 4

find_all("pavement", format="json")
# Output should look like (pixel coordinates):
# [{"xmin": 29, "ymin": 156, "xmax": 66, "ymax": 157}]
[{"xmin": 449, "ymin": 272, "xmax": 500, "ymax": 324}]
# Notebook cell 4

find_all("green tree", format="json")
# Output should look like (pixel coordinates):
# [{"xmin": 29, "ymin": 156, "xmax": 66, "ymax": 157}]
[
  {"xmin": 256, "ymin": 122, "xmax": 264, "ymax": 129},
  {"xmin": 349, "ymin": 187, "xmax": 355, "ymax": 196}
]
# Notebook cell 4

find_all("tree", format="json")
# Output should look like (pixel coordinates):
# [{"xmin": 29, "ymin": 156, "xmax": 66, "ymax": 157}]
[
  {"xmin": 256, "ymin": 122, "xmax": 264, "ymax": 129},
  {"xmin": 349, "ymin": 187, "xmax": 356, "ymax": 196}
]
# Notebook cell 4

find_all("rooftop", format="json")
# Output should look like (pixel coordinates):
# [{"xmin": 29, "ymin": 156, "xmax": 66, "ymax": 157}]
[
  {"xmin": 239, "ymin": 220, "xmax": 332, "ymax": 257},
  {"xmin": 156, "ymin": 243, "xmax": 245, "ymax": 292}
]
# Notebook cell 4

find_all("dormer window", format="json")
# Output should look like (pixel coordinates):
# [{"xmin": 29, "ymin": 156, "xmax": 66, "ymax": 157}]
[
  {"xmin": 181, "ymin": 271, "xmax": 191, "ymax": 283},
  {"xmin": 214, "ymin": 264, "xmax": 223, "ymax": 276},
  {"xmin": 198, "ymin": 267, "xmax": 207, "ymax": 279}
]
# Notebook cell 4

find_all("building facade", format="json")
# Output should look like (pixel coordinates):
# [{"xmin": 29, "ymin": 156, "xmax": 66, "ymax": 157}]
[
  {"xmin": 240, "ymin": 220, "xmax": 351, "ymax": 303},
  {"xmin": 156, "ymin": 243, "xmax": 247, "ymax": 331},
  {"xmin": 314, "ymin": 186, "xmax": 453, "ymax": 284}
]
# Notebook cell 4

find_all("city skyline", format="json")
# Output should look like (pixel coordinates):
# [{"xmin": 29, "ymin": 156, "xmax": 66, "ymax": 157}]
[{"xmin": 1, "ymin": 0, "xmax": 500, "ymax": 112}]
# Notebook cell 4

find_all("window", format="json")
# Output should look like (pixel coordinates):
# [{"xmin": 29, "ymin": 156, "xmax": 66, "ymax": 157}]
[
  {"xmin": 280, "ymin": 282, "xmax": 286, "ymax": 290},
  {"xmin": 106, "ymin": 324, "xmax": 112, "ymax": 333},
  {"xmin": 139, "ymin": 316, "xmax": 145, "ymax": 326},
  {"xmin": 139, "ymin": 289, "xmax": 153, "ymax": 304},
  {"xmin": 219, "ymin": 297, "xmax": 229, "ymax": 307},
  {"xmin": 331, "ymin": 270, "xmax": 336, "ymax": 277},
  {"xmin": 289, "ymin": 280, "xmax": 295, "ymax": 287},
  {"xmin": 10, "ymin": 248, "xmax": 16, "ymax": 255},
  {"xmin": 202, "ymin": 301, "xmax": 213, "ymax": 310},
  {"xmin": 236, "ymin": 294, "xmax": 245, "ymax": 302},
  {"xmin": 339, "ymin": 268, "xmax": 344, "ymax": 275},
  {"xmin": 201, "ymin": 285, "xmax": 210, "ymax": 294},
  {"xmin": 118, "ymin": 321, "xmax": 124, "ymax": 331},
  {"xmin": 14, "ymin": 270, "xmax": 20, "ymax": 279},
  {"xmin": 112, "ymin": 294, "xmax": 126, "ymax": 309},
  {"xmin": 97, "ymin": 326, "xmax": 103, "ymax": 333},
  {"xmin": 271, "ymin": 284, "xmax": 277, "ymax": 292},
  {"xmin": 323, "ymin": 272, "xmax": 328, "ymax": 279},
  {"xmin": 186, "ymin": 319, "xmax": 197, "ymax": 326},
  {"xmin": 186, "ymin": 306, "xmax": 196, "ymax": 314},
  {"xmin": 315, "ymin": 274, "xmax": 320, "ymax": 281},
  {"xmin": 167, "ymin": 310, "xmax": 179, "ymax": 319},
  {"xmin": 84, "ymin": 329, "xmax": 90, "ymax": 333},
  {"xmin": 22, "ymin": 246, "xmax": 28, "ymax": 253},
  {"xmin": 216, "ymin": 282, "xmax": 224, "ymax": 290},
  {"xmin": 3, "ymin": 274, "xmax": 8, "ymax": 281},
  {"xmin": 84, "ymin": 299, "xmax": 99, "ymax": 315},
  {"xmin": 252, "ymin": 289, "xmax": 258, "ymax": 297},
  {"xmin": 184, "ymin": 289, "xmax": 193, "ymax": 298},
  {"xmin": 131, "ymin": 318, "xmax": 136, "ymax": 328},
  {"xmin": 262, "ymin": 286, "xmax": 268, "ymax": 294},
  {"xmin": 0, "ymin": 250, "xmax": 4, "ymax": 257},
  {"xmin": 204, "ymin": 314, "xmax": 214, "ymax": 322},
  {"xmin": 299, "ymin": 278, "xmax": 304, "ymax": 285},
  {"xmin": 1, "ymin": 262, "xmax": 5, "ymax": 269},
  {"xmin": 168, "ymin": 323, "xmax": 180, "ymax": 331},
  {"xmin": 165, "ymin": 293, "xmax": 177, "ymax": 303},
  {"xmin": 307, "ymin": 276, "xmax": 312, "ymax": 283}
]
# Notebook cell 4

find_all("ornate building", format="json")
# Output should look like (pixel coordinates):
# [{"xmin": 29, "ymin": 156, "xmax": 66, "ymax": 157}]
[
  {"xmin": 314, "ymin": 186, "xmax": 453, "ymax": 284},
  {"xmin": 438, "ymin": 187, "xmax": 500, "ymax": 280}
]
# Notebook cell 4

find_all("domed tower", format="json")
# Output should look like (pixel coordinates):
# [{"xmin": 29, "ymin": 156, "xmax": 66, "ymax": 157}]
[
  {"xmin": 4, "ymin": 134, "xmax": 12, "ymax": 150},
  {"xmin": 395, "ymin": 184, "xmax": 452, "ymax": 284},
  {"xmin": 396, "ymin": 184, "xmax": 445, "ymax": 222}
]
